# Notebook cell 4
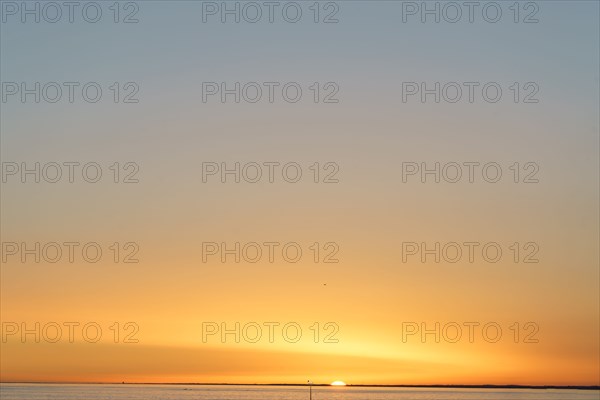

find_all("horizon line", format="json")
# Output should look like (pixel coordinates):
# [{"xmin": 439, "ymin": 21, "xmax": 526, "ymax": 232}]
[{"xmin": 1, "ymin": 382, "xmax": 599, "ymax": 390}]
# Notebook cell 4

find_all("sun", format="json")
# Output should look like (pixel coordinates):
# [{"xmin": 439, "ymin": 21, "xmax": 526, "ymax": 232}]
[{"xmin": 330, "ymin": 381, "xmax": 346, "ymax": 386}]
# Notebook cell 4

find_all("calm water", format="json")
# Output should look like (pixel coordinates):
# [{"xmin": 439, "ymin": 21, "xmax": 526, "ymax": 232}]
[{"xmin": 0, "ymin": 384, "xmax": 598, "ymax": 400}]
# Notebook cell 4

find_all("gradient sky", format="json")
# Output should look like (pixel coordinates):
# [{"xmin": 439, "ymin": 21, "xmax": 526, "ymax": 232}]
[{"xmin": 1, "ymin": 0, "xmax": 599, "ymax": 385}]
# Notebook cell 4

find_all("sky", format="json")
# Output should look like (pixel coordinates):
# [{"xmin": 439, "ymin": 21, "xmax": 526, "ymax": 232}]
[{"xmin": 0, "ymin": 0, "xmax": 599, "ymax": 386}]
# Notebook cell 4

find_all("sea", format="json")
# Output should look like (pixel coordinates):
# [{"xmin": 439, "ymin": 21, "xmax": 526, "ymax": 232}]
[{"xmin": 0, "ymin": 384, "xmax": 599, "ymax": 400}]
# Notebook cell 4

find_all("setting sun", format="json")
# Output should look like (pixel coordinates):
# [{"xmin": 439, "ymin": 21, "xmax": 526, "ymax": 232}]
[{"xmin": 331, "ymin": 381, "xmax": 347, "ymax": 386}]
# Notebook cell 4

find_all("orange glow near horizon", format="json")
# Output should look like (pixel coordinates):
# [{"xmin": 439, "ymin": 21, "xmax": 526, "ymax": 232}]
[{"xmin": 1, "ymin": 232, "xmax": 599, "ymax": 385}]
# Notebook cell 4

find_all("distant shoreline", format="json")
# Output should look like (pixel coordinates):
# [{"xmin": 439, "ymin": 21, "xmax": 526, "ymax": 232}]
[{"xmin": 2, "ymin": 382, "xmax": 599, "ymax": 391}]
